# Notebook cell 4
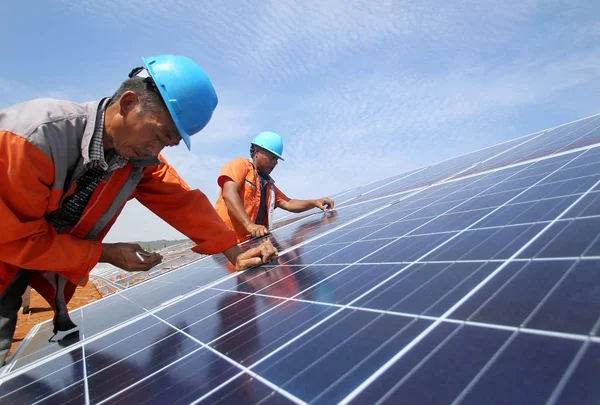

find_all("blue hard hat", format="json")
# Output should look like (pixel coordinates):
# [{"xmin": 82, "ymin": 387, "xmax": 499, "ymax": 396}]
[
  {"xmin": 142, "ymin": 55, "xmax": 218, "ymax": 150},
  {"xmin": 251, "ymin": 131, "xmax": 284, "ymax": 160}
]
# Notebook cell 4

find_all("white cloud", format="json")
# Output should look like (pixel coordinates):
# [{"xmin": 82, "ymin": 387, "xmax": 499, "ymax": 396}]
[
  {"xmin": 160, "ymin": 148, "xmax": 223, "ymax": 201},
  {"xmin": 186, "ymin": 91, "xmax": 265, "ymax": 146},
  {"xmin": 103, "ymin": 200, "xmax": 187, "ymax": 243},
  {"xmin": 0, "ymin": 78, "xmax": 94, "ymax": 108}
]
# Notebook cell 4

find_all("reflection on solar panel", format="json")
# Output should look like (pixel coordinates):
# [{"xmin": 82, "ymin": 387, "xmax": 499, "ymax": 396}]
[
  {"xmin": 2, "ymin": 114, "xmax": 600, "ymax": 404},
  {"xmin": 90, "ymin": 240, "xmax": 204, "ymax": 295}
]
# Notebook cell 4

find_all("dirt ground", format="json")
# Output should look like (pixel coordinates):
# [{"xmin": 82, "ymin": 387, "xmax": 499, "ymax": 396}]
[{"xmin": 8, "ymin": 282, "xmax": 103, "ymax": 358}]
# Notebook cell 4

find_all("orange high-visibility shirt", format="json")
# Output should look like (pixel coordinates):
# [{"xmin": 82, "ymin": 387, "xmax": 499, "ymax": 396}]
[{"xmin": 215, "ymin": 158, "xmax": 289, "ymax": 243}]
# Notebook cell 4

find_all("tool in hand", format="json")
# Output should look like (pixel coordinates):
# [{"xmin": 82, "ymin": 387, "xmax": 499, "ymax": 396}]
[{"xmin": 136, "ymin": 251, "xmax": 153, "ymax": 261}]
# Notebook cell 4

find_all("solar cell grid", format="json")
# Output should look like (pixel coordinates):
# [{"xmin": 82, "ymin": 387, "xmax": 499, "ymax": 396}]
[
  {"xmin": 335, "ymin": 129, "xmax": 549, "ymax": 207},
  {"xmin": 2, "ymin": 114, "xmax": 600, "ymax": 404},
  {"xmin": 460, "ymin": 114, "xmax": 600, "ymax": 174}
]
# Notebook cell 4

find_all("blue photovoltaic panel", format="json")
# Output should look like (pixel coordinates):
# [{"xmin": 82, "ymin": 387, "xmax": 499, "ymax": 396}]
[{"xmin": 1, "ymin": 115, "xmax": 600, "ymax": 405}]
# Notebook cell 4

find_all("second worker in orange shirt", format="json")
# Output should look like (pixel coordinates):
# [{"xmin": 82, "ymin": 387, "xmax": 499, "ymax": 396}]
[{"xmin": 215, "ymin": 131, "xmax": 334, "ymax": 243}]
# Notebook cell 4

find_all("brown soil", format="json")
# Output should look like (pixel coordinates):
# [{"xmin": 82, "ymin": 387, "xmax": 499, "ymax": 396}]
[{"xmin": 8, "ymin": 282, "xmax": 103, "ymax": 358}]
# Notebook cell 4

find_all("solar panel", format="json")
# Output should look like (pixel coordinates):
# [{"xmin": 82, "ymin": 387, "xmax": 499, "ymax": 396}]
[{"xmin": 2, "ymin": 114, "xmax": 600, "ymax": 404}]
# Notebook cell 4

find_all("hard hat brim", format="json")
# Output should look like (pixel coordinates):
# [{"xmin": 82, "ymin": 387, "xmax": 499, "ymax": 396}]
[{"xmin": 251, "ymin": 141, "xmax": 284, "ymax": 161}]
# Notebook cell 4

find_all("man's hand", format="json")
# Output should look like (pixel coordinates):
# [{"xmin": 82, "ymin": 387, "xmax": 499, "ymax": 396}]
[
  {"xmin": 246, "ymin": 223, "xmax": 270, "ymax": 238},
  {"xmin": 313, "ymin": 197, "xmax": 335, "ymax": 212},
  {"xmin": 222, "ymin": 240, "xmax": 278, "ymax": 271},
  {"xmin": 99, "ymin": 243, "xmax": 163, "ymax": 272}
]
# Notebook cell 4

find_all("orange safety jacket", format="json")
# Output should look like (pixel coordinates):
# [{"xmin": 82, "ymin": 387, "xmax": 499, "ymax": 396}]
[
  {"xmin": 0, "ymin": 98, "xmax": 237, "ymax": 305},
  {"xmin": 215, "ymin": 158, "xmax": 289, "ymax": 243}
]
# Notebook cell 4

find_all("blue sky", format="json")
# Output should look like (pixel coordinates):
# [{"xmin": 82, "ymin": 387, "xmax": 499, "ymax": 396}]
[{"xmin": 3, "ymin": 0, "xmax": 600, "ymax": 242}]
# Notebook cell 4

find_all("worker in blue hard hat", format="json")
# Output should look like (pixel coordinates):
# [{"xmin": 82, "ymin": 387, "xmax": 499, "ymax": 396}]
[
  {"xmin": 215, "ymin": 131, "xmax": 335, "ymax": 242},
  {"xmin": 0, "ymin": 55, "xmax": 277, "ymax": 366}
]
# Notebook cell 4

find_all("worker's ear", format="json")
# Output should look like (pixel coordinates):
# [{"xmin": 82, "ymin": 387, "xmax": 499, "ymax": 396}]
[{"xmin": 118, "ymin": 91, "xmax": 140, "ymax": 118}]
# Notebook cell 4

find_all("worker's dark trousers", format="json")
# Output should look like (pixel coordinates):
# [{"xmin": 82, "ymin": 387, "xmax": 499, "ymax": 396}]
[{"xmin": 0, "ymin": 270, "xmax": 29, "ymax": 367}]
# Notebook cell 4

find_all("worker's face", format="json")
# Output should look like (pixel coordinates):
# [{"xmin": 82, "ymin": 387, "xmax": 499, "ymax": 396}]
[
  {"xmin": 111, "ymin": 92, "xmax": 181, "ymax": 158},
  {"xmin": 255, "ymin": 147, "xmax": 279, "ymax": 174}
]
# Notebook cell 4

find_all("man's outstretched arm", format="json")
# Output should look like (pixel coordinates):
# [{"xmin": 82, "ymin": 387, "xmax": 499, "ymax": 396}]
[{"xmin": 278, "ymin": 197, "xmax": 334, "ymax": 213}]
